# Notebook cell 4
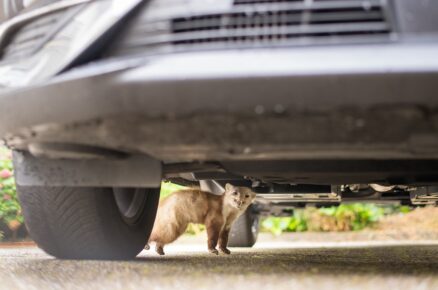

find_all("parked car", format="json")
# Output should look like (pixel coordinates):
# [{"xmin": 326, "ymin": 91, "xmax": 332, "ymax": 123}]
[{"xmin": 0, "ymin": 0, "xmax": 438, "ymax": 259}]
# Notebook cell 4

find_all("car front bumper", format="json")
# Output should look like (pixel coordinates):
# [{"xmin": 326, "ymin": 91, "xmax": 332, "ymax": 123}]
[{"xmin": 1, "ymin": 43, "xmax": 438, "ymax": 161}]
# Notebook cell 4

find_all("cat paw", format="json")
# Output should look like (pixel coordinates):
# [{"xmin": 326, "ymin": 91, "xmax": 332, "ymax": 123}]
[
  {"xmin": 219, "ymin": 248, "xmax": 231, "ymax": 255},
  {"xmin": 209, "ymin": 248, "xmax": 219, "ymax": 255}
]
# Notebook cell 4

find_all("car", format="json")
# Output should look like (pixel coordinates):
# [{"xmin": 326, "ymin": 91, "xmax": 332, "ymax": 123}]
[{"xmin": 0, "ymin": 0, "xmax": 438, "ymax": 259}]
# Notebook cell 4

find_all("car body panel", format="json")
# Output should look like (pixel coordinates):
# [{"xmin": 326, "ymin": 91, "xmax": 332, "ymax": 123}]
[
  {"xmin": 1, "ymin": 43, "xmax": 438, "ymax": 162},
  {"xmin": 0, "ymin": 0, "xmax": 142, "ymax": 87},
  {"xmin": 1, "ymin": 0, "xmax": 438, "ymax": 190}
]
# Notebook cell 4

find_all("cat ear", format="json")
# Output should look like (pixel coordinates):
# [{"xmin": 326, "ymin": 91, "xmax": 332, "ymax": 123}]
[{"xmin": 225, "ymin": 183, "xmax": 234, "ymax": 192}]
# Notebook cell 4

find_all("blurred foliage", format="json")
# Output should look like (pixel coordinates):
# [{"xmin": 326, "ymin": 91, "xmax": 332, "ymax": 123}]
[
  {"xmin": 185, "ymin": 223, "xmax": 206, "ymax": 235},
  {"xmin": 0, "ymin": 147, "xmax": 24, "ymax": 241},
  {"xmin": 261, "ymin": 204, "xmax": 412, "ymax": 235},
  {"xmin": 160, "ymin": 181, "xmax": 187, "ymax": 198}
]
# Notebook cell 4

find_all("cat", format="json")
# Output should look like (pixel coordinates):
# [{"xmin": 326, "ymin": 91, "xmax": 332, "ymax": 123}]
[{"xmin": 145, "ymin": 183, "xmax": 256, "ymax": 255}]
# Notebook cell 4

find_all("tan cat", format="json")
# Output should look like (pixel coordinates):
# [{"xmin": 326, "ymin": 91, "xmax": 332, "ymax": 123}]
[{"xmin": 145, "ymin": 183, "xmax": 256, "ymax": 255}]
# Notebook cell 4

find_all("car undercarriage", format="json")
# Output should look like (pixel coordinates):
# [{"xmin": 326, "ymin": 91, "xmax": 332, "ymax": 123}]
[{"xmin": 1, "ymin": 0, "xmax": 438, "ymax": 259}]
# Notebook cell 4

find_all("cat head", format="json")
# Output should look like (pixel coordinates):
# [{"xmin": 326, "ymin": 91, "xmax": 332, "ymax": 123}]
[{"xmin": 223, "ymin": 183, "xmax": 256, "ymax": 210}]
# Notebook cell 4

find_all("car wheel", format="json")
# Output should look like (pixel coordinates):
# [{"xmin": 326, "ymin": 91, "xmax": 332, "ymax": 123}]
[
  {"xmin": 228, "ymin": 204, "xmax": 260, "ymax": 247},
  {"xmin": 17, "ymin": 186, "xmax": 160, "ymax": 260}
]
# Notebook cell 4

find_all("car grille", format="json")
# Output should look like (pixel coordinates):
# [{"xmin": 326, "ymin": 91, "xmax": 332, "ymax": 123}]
[
  {"xmin": 109, "ymin": 0, "xmax": 395, "ymax": 57},
  {"xmin": 0, "ymin": 7, "xmax": 77, "ymax": 63}
]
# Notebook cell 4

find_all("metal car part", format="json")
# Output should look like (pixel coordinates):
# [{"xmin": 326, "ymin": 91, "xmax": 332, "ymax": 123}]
[
  {"xmin": 1, "ymin": 0, "xmax": 438, "ymax": 193},
  {"xmin": 0, "ymin": 0, "xmax": 25, "ymax": 21},
  {"xmin": 256, "ymin": 192, "xmax": 341, "ymax": 203},
  {"xmin": 410, "ymin": 187, "xmax": 438, "ymax": 206},
  {"xmin": 0, "ymin": 0, "xmax": 90, "ymax": 48},
  {"xmin": 1, "ymin": 43, "xmax": 438, "ymax": 166},
  {"xmin": 108, "ymin": 0, "xmax": 397, "ymax": 58},
  {"xmin": 199, "ymin": 180, "xmax": 225, "ymax": 195},
  {"xmin": 0, "ymin": 0, "xmax": 143, "ymax": 87},
  {"xmin": 13, "ymin": 150, "xmax": 162, "ymax": 187},
  {"xmin": 369, "ymin": 184, "xmax": 396, "ymax": 193},
  {"xmin": 0, "ymin": 4, "xmax": 83, "ymax": 63}
]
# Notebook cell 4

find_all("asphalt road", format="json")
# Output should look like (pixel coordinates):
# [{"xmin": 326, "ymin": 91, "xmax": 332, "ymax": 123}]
[{"xmin": 1, "ymin": 236, "xmax": 438, "ymax": 290}]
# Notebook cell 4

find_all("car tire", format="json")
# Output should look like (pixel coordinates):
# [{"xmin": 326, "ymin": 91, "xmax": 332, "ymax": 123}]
[
  {"xmin": 228, "ymin": 204, "xmax": 260, "ymax": 247},
  {"xmin": 17, "ymin": 186, "xmax": 160, "ymax": 260}
]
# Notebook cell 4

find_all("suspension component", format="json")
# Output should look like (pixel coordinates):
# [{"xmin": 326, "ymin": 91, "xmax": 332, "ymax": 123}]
[{"xmin": 410, "ymin": 187, "xmax": 438, "ymax": 205}]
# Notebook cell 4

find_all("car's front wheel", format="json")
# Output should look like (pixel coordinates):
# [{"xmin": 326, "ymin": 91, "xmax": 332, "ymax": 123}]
[{"xmin": 18, "ymin": 186, "xmax": 160, "ymax": 260}]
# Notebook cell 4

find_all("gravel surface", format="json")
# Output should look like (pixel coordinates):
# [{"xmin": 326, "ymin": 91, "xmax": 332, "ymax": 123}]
[{"xmin": 1, "ymin": 234, "xmax": 438, "ymax": 290}]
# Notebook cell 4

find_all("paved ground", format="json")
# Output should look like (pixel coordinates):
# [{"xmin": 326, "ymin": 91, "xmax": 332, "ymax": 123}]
[{"xmin": 1, "ymin": 234, "xmax": 438, "ymax": 290}]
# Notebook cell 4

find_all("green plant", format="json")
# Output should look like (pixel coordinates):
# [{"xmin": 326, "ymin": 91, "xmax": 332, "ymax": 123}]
[
  {"xmin": 261, "ymin": 204, "xmax": 410, "ymax": 235},
  {"xmin": 261, "ymin": 211, "xmax": 308, "ymax": 235},
  {"xmin": 160, "ymin": 181, "xmax": 187, "ymax": 198},
  {"xmin": 0, "ymin": 147, "xmax": 24, "ymax": 240},
  {"xmin": 185, "ymin": 223, "xmax": 206, "ymax": 235},
  {"xmin": 315, "ymin": 203, "xmax": 384, "ymax": 231}
]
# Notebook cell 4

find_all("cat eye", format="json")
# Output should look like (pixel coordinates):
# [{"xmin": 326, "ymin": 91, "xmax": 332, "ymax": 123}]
[
  {"xmin": 245, "ymin": 194, "xmax": 250, "ymax": 198},
  {"xmin": 232, "ymin": 191, "xmax": 238, "ymax": 196}
]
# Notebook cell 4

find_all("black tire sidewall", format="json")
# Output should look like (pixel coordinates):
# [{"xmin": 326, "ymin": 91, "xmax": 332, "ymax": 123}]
[{"xmin": 18, "ymin": 186, "xmax": 160, "ymax": 260}]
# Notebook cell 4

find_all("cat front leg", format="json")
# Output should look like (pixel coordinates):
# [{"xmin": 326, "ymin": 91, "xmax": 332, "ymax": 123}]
[
  {"xmin": 206, "ymin": 217, "xmax": 222, "ymax": 255},
  {"xmin": 218, "ymin": 228, "xmax": 231, "ymax": 255}
]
